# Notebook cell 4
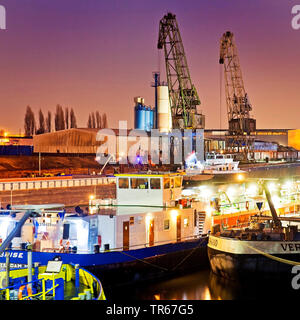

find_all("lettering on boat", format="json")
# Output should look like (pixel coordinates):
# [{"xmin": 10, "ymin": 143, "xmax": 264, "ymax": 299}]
[
  {"xmin": 280, "ymin": 243, "xmax": 300, "ymax": 252},
  {"xmin": 208, "ymin": 237, "xmax": 218, "ymax": 247}
]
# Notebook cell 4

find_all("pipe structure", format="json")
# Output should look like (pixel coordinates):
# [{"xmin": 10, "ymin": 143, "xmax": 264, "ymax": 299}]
[{"xmin": 0, "ymin": 210, "xmax": 33, "ymax": 256}]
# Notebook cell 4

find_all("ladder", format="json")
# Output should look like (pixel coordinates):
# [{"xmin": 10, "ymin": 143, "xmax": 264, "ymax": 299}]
[{"xmin": 197, "ymin": 212, "xmax": 206, "ymax": 235}]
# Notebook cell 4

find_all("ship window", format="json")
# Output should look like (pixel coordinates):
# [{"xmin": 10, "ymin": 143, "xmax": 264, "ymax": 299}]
[
  {"xmin": 174, "ymin": 177, "xmax": 182, "ymax": 188},
  {"xmin": 118, "ymin": 178, "xmax": 129, "ymax": 189},
  {"xmin": 164, "ymin": 219, "xmax": 170, "ymax": 230},
  {"xmin": 131, "ymin": 178, "xmax": 149, "ymax": 189},
  {"xmin": 150, "ymin": 178, "xmax": 161, "ymax": 189},
  {"xmin": 184, "ymin": 218, "xmax": 189, "ymax": 228},
  {"xmin": 163, "ymin": 178, "xmax": 170, "ymax": 189}
]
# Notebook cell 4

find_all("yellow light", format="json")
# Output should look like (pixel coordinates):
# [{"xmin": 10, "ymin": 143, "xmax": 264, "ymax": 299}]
[
  {"xmin": 4, "ymin": 132, "xmax": 7, "ymax": 137},
  {"xmin": 226, "ymin": 186, "xmax": 236, "ymax": 198},
  {"xmin": 205, "ymin": 206, "xmax": 212, "ymax": 217},
  {"xmin": 89, "ymin": 195, "xmax": 95, "ymax": 200},
  {"xmin": 267, "ymin": 182, "xmax": 277, "ymax": 192},
  {"xmin": 237, "ymin": 174, "xmax": 244, "ymax": 182},
  {"xmin": 170, "ymin": 209, "xmax": 178, "ymax": 222},
  {"xmin": 145, "ymin": 214, "xmax": 152, "ymax": 226}
]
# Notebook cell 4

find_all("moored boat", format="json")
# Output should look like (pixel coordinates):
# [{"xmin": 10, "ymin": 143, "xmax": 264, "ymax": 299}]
[
  {"xmin": 0, "ymin": 172, "xmax": 211, "ymax": 287},
  {"xmin": 208, "ymin": 180, "xmax": 300, "ymax": 281}
]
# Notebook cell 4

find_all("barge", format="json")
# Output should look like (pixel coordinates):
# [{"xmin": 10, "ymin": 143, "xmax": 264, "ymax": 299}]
[{"xmin": 0, "ymin": 173, "xmax": 211, "ymax": 286}]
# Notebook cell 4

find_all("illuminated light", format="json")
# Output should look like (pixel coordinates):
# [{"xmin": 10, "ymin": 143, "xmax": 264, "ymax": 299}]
[
  {"xmin": 181, "ymin": 189, "xmax": 194, "ymax": 197},
  {"xmin": 200, "ymin": 187, "xmax": 212, "ymax": 199},
  {"xmin": 89, "ymin": 195, "xmax": 95, "ymax": 200},
  {"xmin": 4, "ymin": 132, "xmax": 8, "ymax": 137},
  {"xmin": 226, "ymin": 186, "xmax": 236, "ymax": 198},
  {"xmin": 271, "ymin": 195, "xmax": 281, "ymax": 208},
  {"xmin": 170, "ymin": 210, "xmax": 178, "ymax": 222},
  {"xmin": 246, "ymin": 184, "xmax": 257, "ymax": 197},
  {"xmin": 267, "ymin": 182, "xmax": 277, "ymax": 192},
  {"xmin": 236, "ymin": 174, "xmax": 244, "ymax": 182},
  {"xmin": 205, "ymin": 206, "xmax": 213, "ymax": 217},
  {"xmin": 145, "ymin": 214, "xmax": 152, "ymax": 226},
  {"xmin": 283, "ymin": 180, "xmax": 293, "ymax": 190}
]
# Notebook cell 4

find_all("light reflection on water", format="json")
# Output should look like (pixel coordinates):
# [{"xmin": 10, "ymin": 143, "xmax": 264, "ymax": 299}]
[
  {"xmin": 110, "ymin": 268, "xmax": 299, "ymax": 300},
  {"xmin": 110, "ymin": 269, "xmax": 241, "ymax": 300}
]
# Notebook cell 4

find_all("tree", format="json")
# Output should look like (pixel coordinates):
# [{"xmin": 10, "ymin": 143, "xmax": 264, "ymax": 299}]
[
  {"xmin": 46, "ymin": 111, "xmax": 52, "ymax": 133},
  {"xmin": 70, "ymin": 108, "xmax": 77, "ymax": 128},
  {"xmin": 102, "ymin": 113, "xmax": 108, "ymax": 128},
  {"xmin": 87, "ymin": 113, "xmax": 92, "ymax": 128},
  {"xmin": 55, "ymin": 104, "xmax": 65, "ymax": 131},
  {"xmin": 24, "ymin": 106, "xmax": 35, "ymax": 136},
  {"xmin": 91, "ymin": 112, "xmax": 96, "ymax": 128},
  {"xmin": 65, "ymin": 107, "xmax": 69, "ymax": 129},
  {"xmin": 96, "ymin": 111, "xmax": 102, "ymax": 128},
  {"xmin": 36, "ymin": 109, "xmax": 45, "ymax": 135}
]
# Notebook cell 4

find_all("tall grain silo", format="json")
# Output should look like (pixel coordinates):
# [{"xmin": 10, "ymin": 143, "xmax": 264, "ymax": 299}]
[{"xmin": 157, "ymin": 85, "xmax": 172, "ymax": 132}]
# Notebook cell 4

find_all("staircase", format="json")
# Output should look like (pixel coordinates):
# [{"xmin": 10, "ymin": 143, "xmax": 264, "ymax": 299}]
[{"xmin": 197, "ymin": 212, "xmax": 206, "ymax": 235}]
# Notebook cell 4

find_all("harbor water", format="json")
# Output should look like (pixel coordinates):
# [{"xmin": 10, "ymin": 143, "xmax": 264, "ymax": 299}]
[{"xmin": 107, "ymin": 268, "xmax": 300, "ymax": 300}]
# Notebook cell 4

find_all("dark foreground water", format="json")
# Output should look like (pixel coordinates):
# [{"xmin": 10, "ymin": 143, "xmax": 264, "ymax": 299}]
[{"xmin": 106, "ymin": 268, "xmax": 300, "ymax": 300}]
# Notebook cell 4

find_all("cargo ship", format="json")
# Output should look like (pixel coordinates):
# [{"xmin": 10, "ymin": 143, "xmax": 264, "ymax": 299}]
[
  {"xmin": 208, "ymin": 180, "xmax": 300, "ymax": 280},
  {"xmin": 0, "ymin": 173, "xmax": 210, "ymax": 286}
]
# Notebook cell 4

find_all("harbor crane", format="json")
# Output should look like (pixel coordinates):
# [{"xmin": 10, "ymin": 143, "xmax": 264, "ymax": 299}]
[
  {"xmin": 219, "ymin": 31, "xmax": 256, "ymax": 157},
  {"xmin": 157, "ymin": 12, "xmax": 205, "ymax": 130}
]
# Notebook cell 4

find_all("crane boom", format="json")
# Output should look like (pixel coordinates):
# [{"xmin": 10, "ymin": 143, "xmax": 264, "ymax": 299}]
[
  {"xmin": 219, "ymin": 31, "xmax": 256, "ymax": 157},
  {"xmin": 158, "ymin": 12, "xmax": 205, "ymax": 129}
]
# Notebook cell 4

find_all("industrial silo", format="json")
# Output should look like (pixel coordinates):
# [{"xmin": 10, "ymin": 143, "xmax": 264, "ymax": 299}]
[
  {"xmin": 157, "ymin": 85, "xmax": 172, "ymax": 132},
  {"xmin": 134, "ymin": 97, "xmax": 146, "ymax": 130},
  {"xmin": 145, "ymin": 107, "xmax": 151, "ymax": 132}
]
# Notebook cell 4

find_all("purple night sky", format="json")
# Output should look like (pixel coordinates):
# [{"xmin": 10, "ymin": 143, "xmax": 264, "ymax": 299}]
[{"xmin": 0, "ymin": 0, "xmax": 299, "ymax": 133}]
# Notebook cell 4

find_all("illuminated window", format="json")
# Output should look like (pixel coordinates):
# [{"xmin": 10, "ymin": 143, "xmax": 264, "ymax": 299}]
[
  {"xmin": 184, "ymin": 218, "xmax": 189, "ymax": 228},
  {"xmin": 163, "ymin": 178, "xmax": 170, "ymax": 189},
  {"xmin": 174, "ymin": 177, "xmax": 182, "ymax": 188},
  {"xmin": 164, "ymin": 219, "xmax": 170, "ymax": 230},
  {"xmin": 118, "ymin": 178, "xmax": 129, "ymax": 189},
  {"xmin": 131, "ymin": 178, "xmax": 149, "ymax": 189},
  {"xmin": 150, "ymin": 178, "xmax": 161, "ymax": 189}
]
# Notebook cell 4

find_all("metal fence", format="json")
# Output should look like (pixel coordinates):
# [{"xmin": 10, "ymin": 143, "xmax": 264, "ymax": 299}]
[{"xmin": 0, "ymin": 177, "xmax": 116, "ymax": 192}]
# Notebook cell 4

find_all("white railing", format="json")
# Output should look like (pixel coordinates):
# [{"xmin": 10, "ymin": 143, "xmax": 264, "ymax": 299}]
[{"xmin": 0, "ymin": 177, "xmax": 116, "ymax": 192}]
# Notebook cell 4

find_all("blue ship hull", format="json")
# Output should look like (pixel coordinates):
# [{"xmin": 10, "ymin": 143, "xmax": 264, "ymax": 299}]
[{"xmin": 0, "ymin": 236, "xmax": 208, "ymax": 286}]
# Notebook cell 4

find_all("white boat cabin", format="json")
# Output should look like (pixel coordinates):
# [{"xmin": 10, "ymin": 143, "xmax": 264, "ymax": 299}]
[{"xmin": 115, "ymin": 173, "xmax": 184, "ymax": 207}]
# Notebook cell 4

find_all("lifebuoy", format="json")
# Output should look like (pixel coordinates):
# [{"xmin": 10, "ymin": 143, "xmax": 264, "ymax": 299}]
[
  {"xmin": 245, "ymin": 201, "xmax": 249, "ymax": 210},
  {"xmin": 18, "ymin": 284, "xmax": 32, "ymax": 300},
  {"xmin": 98, "ymin": 235, "xmax": 102, "ymax": 248}
]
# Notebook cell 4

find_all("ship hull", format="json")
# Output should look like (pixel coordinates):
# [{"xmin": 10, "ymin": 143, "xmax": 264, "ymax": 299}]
[
  {"xmin": 0, "ymin": 236, "xmax": 209, "ymax": 286},
  {"xmin": 208, "ymin": 235, "xmax": 300, "ymax": 281}
]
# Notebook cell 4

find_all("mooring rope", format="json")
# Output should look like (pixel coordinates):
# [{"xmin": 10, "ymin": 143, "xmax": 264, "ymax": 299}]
[{"xmin": 118, "ymin": 236, "xmax": 207, "ymax": 273}]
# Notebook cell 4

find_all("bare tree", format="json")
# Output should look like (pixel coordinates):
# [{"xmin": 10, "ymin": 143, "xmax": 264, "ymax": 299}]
[
  {"xmin": 65, "ymin": 107, "xmax": 69, "ymax": 129},
  {"xmin": 36, "ymin": 109, "xmax": 45, "ymax": 134},
  {"xmin": 91, "ymin": 112, "xmax": 96, "ymax": 128},
  {"xmin": 70, "ymin": 108, "xmax": 77, "ymax": 128},
  {"xmin": 24, "ymin": 106, "xmax": 35, "ymax": 136},
  {"xmin": 102, "ymin": 113, "xmax": 108, "ymax": 128},
  {"xmin": 96, "ymin": 111, "xmax": 102, "ymax": 128},
  {"xmin": 87, "ymin": 114, "xmax": 92, "ymax": 128},
  {"xmin": 46, "ymin": 111, "xmax": 52, "ymax": 133},
  {"xmin": 55, "ymin": 104, "xmax": 65, "ymax": 131}
]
